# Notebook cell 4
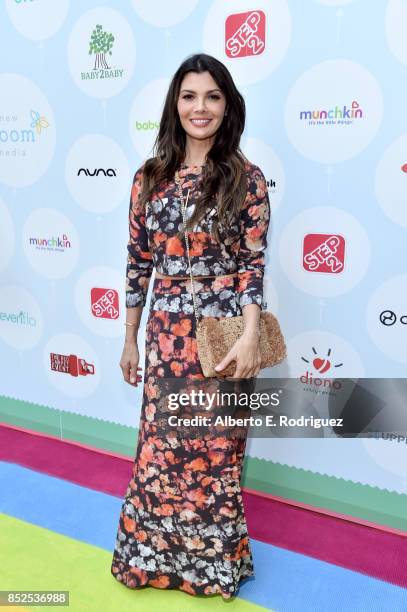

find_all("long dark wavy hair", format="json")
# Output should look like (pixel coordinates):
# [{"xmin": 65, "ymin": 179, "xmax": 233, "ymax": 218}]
[{"xmin": 139, "ymin": 53, "xmax": 248, "ymax": 243}]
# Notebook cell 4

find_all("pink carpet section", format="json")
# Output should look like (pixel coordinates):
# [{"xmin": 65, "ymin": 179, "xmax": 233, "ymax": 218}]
[{"xmin": 1, "ymin": 423, "xmax": 407, "ymax": 589}]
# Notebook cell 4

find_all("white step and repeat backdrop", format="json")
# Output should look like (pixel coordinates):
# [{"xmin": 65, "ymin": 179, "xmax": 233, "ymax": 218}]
[{"xmin": 1, "ymin": 0, "xmax": 407, "ymax": 497}]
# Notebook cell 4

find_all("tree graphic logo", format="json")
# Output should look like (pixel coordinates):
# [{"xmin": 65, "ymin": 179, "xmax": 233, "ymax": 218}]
[{"xmin": 88, "ymin": 24, "xmax": 114, "ymax": 70}]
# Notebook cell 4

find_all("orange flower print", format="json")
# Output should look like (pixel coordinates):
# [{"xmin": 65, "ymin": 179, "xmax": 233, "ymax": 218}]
[
  {"xmin": 166, "ymin": 235, "xmax": 184, "ymax": 256},
  {"xmin": 123, "ymin": 516, "xmax": 136, "ymax": 532},
  {"xmin": 170, "ymin": 360, "xmax": 184, "ymax": 376},
  {"xmin": 180, "ymin": 581, "xmax": 196, "ymax": 595},
  {"xmin": 185, "ymin": 457, "xmax": 208, "ymax": 472},
  {"xmin": 207, "ymin": 450, "xmax": 225, "ymax": 466},
  {"xmin": 171, "ymin": 318, "xmax": 192, "ymax": 336},
  {"xmin": 129, "ymin": 567, "xmax": 148, "ymax": 583},
  {"xmin": 150, "ymin": 575, "xmax": 170, "ymax": 588},
  {"xmin": 158, "ymin": 333, "xmax": 175, "ymax": 361}
]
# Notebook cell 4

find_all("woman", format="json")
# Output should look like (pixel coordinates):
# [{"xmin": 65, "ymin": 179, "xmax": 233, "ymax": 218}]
[{"xmin": 111, "ymin": 53, "xmax": 270, "ymax": 599}]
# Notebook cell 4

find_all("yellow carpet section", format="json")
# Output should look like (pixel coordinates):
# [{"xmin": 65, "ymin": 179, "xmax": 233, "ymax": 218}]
[{"xmin": 0, "ymin": 513, "xmax": 269, "ymax": 612}]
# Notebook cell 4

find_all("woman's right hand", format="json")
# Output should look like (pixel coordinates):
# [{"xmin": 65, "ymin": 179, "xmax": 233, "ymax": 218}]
[{"xmin": 120, "ymin": 340, "xmax": 143, "ymax": 386}]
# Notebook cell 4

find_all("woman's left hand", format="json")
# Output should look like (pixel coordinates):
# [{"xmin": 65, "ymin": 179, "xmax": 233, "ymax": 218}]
[{"xmin": 214, "ymin": 330, "xmax": 261, "ymax": 378}]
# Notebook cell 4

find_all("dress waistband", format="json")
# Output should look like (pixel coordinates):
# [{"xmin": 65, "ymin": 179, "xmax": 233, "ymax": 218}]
[{"xmin": 154, "ymin": 272, "xmax": 238, "ymax": 281}]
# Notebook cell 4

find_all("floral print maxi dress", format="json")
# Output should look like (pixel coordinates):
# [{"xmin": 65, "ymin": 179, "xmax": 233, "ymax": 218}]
[{"xmin": 110, "ymin": 162, "xmax": 271, "ymax": 599}]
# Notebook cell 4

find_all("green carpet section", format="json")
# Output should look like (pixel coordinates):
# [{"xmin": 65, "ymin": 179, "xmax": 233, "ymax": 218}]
[
  {"xmin": 0, "ymin": 514, "xmax": 268, "ymax": 612},
  {"xmin": 2, "ymin": 394, "xmax": 407, "ymax": 533}
]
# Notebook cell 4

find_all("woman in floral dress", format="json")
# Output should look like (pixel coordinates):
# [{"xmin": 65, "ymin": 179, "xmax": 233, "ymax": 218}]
[{"xmin": 111, "ymin": 53, "xmax": 270, "ymax": 599}]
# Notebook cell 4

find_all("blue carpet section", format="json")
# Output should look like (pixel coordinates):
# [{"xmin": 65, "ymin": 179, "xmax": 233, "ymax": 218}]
[{"xmin": 1, "ymin": 461, "xmax": 407, "ymax": 612}]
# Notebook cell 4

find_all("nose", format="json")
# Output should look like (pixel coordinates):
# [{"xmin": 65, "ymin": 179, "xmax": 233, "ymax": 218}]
[{"xmin": 193, "ymin": 96, "xmax": 207, "ymax": 113}]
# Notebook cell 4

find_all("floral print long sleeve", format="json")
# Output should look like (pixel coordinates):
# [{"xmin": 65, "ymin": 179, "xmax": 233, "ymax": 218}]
[
  {"xmin": 125, "ymin": 162, "xmax": 270, "ymax": 310},
  {"xmin": 125, "ymin": 170, "xmax": 154, "ymax": 307}
]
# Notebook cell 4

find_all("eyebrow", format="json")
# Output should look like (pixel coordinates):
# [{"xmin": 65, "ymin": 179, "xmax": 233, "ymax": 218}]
[{"xmin": 180, "ymin": 88, "xmax": 223, "ymax": 94}]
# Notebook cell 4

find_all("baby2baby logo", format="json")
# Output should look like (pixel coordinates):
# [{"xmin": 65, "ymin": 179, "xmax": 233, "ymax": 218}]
[
  {"xmin": 81, "ymin": 24, "xmax": 123, "ymax": 81},
  {"xmin": 300, "ymin": 100, "xmax": 363, "ymax": 126}
]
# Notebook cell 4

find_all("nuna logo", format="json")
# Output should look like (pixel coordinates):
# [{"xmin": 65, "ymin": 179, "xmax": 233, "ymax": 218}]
[
  {"xmin": 0, "ymin": 109, "xmax": 49, "ymax": 144},
  {"xmin": 300, "ymin": 100, "xmax": 363, "ymax": 125},
  {"xmin": 29, "ymin": 233, "xmax": 72, "ymax": 251},
  {"xmin": 77, "ymin": 168, "xmax": 117, "ymax": 177}
]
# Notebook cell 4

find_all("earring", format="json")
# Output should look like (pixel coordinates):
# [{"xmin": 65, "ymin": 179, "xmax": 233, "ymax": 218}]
[{"xmin": 225, "ymin": 109, "xmax": 228, "ymax": 117}]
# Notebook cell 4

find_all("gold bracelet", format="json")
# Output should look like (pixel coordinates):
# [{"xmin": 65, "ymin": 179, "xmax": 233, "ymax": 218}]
[{"xmin": 124, "ymin": 322, "xmax": 137, "ymax": 327}]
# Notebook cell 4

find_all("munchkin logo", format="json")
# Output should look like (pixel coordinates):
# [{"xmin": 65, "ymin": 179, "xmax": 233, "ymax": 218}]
[
  {"xmin": 299, "ymin": 100, "xmax": 363, "ymax": 125},
  {"xmin": 29, "ymin": 233, "xmax": 72, "ymax": 252}
]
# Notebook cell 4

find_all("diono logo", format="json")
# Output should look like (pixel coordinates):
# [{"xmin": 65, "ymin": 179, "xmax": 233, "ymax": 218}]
[
  {"xmin": 225, "ymin": 10, "xmax": 266, "ymax": 58},
  {"xmin": 300, "ymin": 346, "xmax": 343, "ymax": 392}
]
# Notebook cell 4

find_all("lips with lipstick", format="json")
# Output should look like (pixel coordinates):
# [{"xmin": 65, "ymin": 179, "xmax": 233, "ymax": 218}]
[{"xmin": 190, "ymin": 118, "xmax": 212, "ymax": 127}]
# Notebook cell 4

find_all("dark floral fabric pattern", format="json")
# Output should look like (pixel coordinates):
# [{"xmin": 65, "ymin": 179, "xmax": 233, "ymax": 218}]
[
  {"xmin": 112, "ymin": 162, "xmax": 271, "ymax": 599},
  {"xmin": 111, "ymin": 277, "xmax": 255, "ymax": 598},
  {"xmin": 125, "ymin": 163, "xmax": 270, "ymax": 309}
]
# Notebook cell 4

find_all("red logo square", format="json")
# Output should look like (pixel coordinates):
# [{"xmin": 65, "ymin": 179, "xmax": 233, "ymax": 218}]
[
  {"xmin": 91, "ymin": 287, "xmax": 119, "ymax": 319},
  {"xmin": 303, "ymin": 233, "xmax": 345, "ymax": 273},
  {"xmin": 225, "ymin": 10, "xmax": 266, "ymax": 58}
]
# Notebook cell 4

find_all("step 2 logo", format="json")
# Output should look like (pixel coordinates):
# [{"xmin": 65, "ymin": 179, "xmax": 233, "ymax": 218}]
[
  {"xmin": 91, "ymin": 287, "xmax": 119, "ymax": 319},
  {"xmin": 225, "ymin": 10, "xmax": 266, "ymax": 58},
  {"xmin": 303, "ymin": 233, "xmax": 345, "ymax": 274},
  {"xmin": 50, "ymin": 352, "xmax": 94, "ymax": 376}
]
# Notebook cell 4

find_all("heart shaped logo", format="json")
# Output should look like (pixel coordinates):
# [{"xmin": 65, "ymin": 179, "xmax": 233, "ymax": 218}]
[
  {"xmin": 313, "ymin": 358, "xmax": 331, "ymax": 373},
  {"xmin": 352, "ymin": 100, "xmax": 359, "ymax": 109},
  {"xmin": 401, "ymin": 163, "xmax": 407, "ymax": 174}
]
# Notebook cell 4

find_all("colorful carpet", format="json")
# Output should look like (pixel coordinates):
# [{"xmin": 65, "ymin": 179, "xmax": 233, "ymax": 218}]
[{"xmin": 1, "ymin": 425, "xmax": 407, "ymax": 611}]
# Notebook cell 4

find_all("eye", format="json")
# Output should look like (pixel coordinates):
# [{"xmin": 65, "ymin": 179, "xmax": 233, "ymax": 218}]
[
  {"xmin": 182, "ymin": 94, "xmax": 193, "ymax": 100},
  {"xmin": 209, "ymin": 94, "xmax": 221, "ymax": 100}
]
